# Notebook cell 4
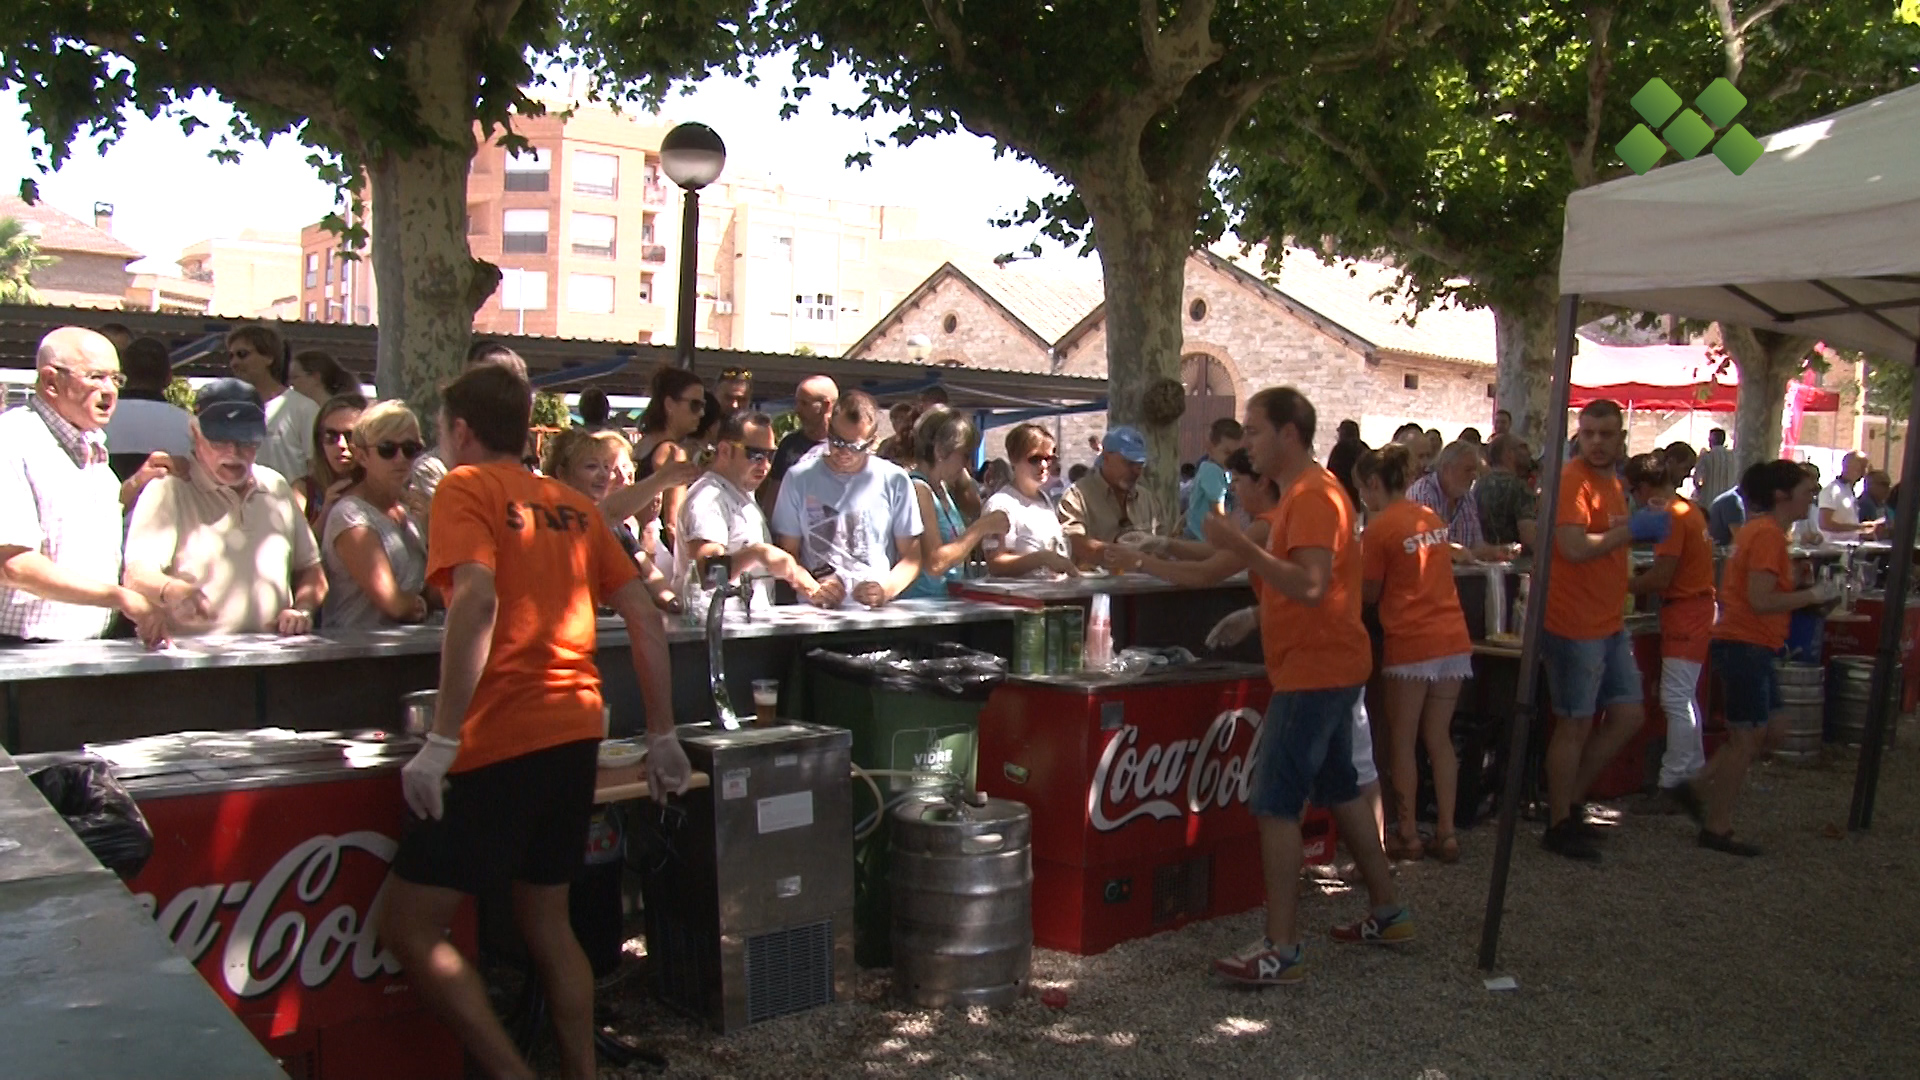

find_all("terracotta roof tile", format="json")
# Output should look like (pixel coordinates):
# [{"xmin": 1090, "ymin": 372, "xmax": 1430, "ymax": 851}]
[
  {"xmin": 948, "ymin": 258, "xmax": 1107, "ymax": 344},
  {"xmin": 0, "ymin": 196, "xmax": 142, "ymax": 261}
]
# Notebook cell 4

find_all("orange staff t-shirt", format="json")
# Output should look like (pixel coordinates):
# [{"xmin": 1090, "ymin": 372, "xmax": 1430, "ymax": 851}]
[
  {"xmin": 1361, "ymin": 499, "xmax": 1473, "ymax": 668},
  {"xmin": 427, "ymin": 462, "xmax": 640, "ymax": 773},
  {"xmin": 1654, "ymin": 495, "xmax": 1717, "ymax": 662},
  {"xmin": 1546, "ymin": 459, "xmax": 1629, "ymax": 641},
  {"xmin": 1713, "ymin": 515, "xmax": 1795, "ymax": 650},
  {"xmin": 1260, "ymin": 464, "xmax": 1372, "ymax": 692}
]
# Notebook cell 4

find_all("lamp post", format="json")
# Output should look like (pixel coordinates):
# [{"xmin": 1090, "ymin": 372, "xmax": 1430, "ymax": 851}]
[
  {"xmin": 660, "ymin": 122, "xmax": 727, "ymax": 371},
  {"xmin": 906, "ymin": 333, "xmax": 932, "ymax": 364}
]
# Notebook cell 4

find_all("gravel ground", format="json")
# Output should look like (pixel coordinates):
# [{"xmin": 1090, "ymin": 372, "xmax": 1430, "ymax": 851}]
[{"xmin": 548, "ymin": 743, "xmax": 1920, "ymax": 1079}]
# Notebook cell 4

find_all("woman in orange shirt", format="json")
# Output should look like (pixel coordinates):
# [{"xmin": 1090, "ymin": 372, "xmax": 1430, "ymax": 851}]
[
  {"xmin": 1625, "ymin": 451, "xmax": 1716, "ymax": 816},
  {"xmin": 1354, "ymin": 443, "xmax": 1474, "ymax": 863},
  {"xmin": 1703, "ymin": 460, "xmax": 1837, "ymax": 857}
]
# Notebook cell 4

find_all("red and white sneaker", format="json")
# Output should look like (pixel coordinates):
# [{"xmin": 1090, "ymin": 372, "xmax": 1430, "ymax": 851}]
[
  {"xmin": 1330, "ymin": 907, "xmax": 1415, "ymax": 945},
  {"xmin": 1212, "ymin": 939, "xmax": 1308, "ymax": 985}
]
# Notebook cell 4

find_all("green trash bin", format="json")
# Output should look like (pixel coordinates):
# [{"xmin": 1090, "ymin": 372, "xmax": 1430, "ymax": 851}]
[{"xmin": 806, "ymin": 643, "xmax": 1006, "ymax": 967}]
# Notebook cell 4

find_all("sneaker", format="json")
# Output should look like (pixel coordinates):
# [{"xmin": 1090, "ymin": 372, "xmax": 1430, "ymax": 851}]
[
  {"xmin": 1697, "ymin": 829, "xmax": 1762, "ymax": 858},
  {"xmin": 1330, "ymin": 907, "xmax": 1415, "ymax": 946},
  {"xmin": 1575, "ymin": 807, "xmax": 1609, "ymax": 842},
  {"xmin": 1542, "ymin": 820, "xmax": 1601, "ymax": 862},
  {"xmin": 1212, "ymin": 939, "xmax": 1308, "ymax": 985},
  {"xmin": 1661, "ymin": 782, "xmax": 1706, "ymax": 825}
]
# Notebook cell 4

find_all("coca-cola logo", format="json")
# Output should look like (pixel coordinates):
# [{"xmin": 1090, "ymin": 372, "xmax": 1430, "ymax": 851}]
[
  {"xmin": 1087, "ymin": 708, "xmax": 1263, "ymax": 832},
  {"xmin": 133, "ymin": 831, "xmax": 404, "ymax": 999}
]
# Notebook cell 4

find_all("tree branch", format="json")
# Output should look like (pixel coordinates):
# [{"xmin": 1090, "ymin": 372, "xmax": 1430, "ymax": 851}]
[
  {"xmin": 1569, "ymin": 4, "xmax": 1616, "ymax": 189},
  {"xmin": 1736, "ymin": 0, "xmax": 1800, "ymax": 38},
  {"xmin": 1138, "ymin": 0, "xmax": 1219, "ymax": 86}
]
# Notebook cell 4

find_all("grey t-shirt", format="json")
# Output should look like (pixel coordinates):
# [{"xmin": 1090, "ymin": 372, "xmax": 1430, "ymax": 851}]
[
  {"xmin": 771, "ymin": 454, "xmax": 923, "ymax": 604},
  {"xmin": 321, "ymin": 494, "xmax": 427, "ymax": 629}
]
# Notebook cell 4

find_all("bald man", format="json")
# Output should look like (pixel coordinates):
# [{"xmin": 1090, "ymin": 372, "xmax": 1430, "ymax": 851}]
[
  {"xmin": 0, "ymin": 328, "xmax": 166, "ymax": 646},
  {"xmin": 761, "ymin": 374, "xmax": 840, "ymax": 517},
  {"xmin": 1819, "ymin": 451, "xmax": 1880, "ymax": 543}
]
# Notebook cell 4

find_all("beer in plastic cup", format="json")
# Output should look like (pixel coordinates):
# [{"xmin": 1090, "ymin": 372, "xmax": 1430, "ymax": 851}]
[{"xmin": 752, "ymin": 679, "xmax": 780, "ymax": 727}]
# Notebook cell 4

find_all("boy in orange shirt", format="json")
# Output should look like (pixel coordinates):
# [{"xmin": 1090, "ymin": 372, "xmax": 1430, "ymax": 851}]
[
  {"xmin": 1539, "ymin": 400, "xmax": 1671, "ymax": 862},
  {"xmin": 377, "ymin": 364, "xmax": 688, "ymax": 1080},
  {"xmin": 1702, "ymin": 461, "xmax": 1837, "ymax": 856},
  {"xmin": 1203, "ymin": 387, "xmax": 1409, "ymax": 986},
  {"xmin": 1626, "ymin": 451, "xmax": 1717, "ymax": 819}
]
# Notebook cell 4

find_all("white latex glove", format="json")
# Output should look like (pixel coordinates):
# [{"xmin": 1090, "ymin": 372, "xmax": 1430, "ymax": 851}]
[
  {"xmin": 1206, "ymin": 607, "xmax": 1259, "ymax": 650},
  {"xmin": 1810, "ymin": 579, "xmax": 1843, "ymax": 606},
  {"xmin": 402, "ymin": 733, "xmax": 460, "ymax": 820},
  {"xmin": 646, "ymin": 731, "xmax": 692, "ymax": 801}
]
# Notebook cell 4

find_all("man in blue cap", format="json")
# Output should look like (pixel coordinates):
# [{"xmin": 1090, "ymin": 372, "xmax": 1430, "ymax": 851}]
[
  {"xmin": 124, "ymin": 377, "xmax": 325, "ymax": 636},
  {"xmin": 1059, "ymin": 424, "xmax": 1172, "ymax": 567}
]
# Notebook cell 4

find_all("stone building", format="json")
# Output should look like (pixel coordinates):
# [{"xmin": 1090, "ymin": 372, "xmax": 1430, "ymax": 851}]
[
  {"xmin": 0, "ymin": 197, "xmax": 141, "ymax": 309},
  {"xmin": 847, "ymin": 245, "xmax": 1499, "ymax": 469}
]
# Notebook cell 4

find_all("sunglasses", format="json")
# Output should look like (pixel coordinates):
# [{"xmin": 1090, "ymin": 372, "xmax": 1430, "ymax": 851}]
[
  {"xmin": 372, "ymin": 440, "xmax": 426, "ymax": 461},
  {"xmin": 729, "ymin": 441, "xmax": 774, "ymax": 464},
  {"xmin": 1027, "ymin": 454, "xmax": 1058, "ymax": 467},
  {"xmin": 321, "ymin": 428, "xmax": 354, "ymax": 445},
  {"xmin": 679, "ymin": 395, "xmax": 707, "ymax": 415},
  {"xmin": 719, "ymin": 368, "xmax": 754, "ymax": 382},
  {"xmin": 828, "ymin": 435, "xmax": 875, "ymax": 455}
]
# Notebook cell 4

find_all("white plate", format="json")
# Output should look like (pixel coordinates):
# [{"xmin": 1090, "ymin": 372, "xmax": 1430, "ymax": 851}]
[{"xmin": 598, "ymin": 740, "xmax": 645, "ymax": 768}]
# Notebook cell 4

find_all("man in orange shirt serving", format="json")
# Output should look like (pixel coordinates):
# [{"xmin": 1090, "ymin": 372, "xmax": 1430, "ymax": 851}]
[
  {"xmin": 1540, "ymin": 400, "xmax": 1671, "ymax": 862},
  {"xmin": 1702, "ymin": 461, "xmax": 1838, "ymax": 856},
  {"xmin": 1203, "ymin": 387, "xmax": 1409, "ymax": 986},
  {"xmin": 1626, "ymin": 450, "xmax": 1717, "ymax": 820},
  {"xmin": 376, "ymin": 364, "xmax": 690, "ymax": 1080}
]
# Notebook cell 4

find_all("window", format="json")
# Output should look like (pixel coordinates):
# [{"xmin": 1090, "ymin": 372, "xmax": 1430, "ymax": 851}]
[
  {"xmin": 503, "ymin": 147, "xmax": 551, "ymax": 192},
  {"xmin": 499, "ymin": 268, "xmax": 548, "ymax": 311},
  {"xmin": 1487, "ymin": 383, "xmax": 1498, "ymax": 398},
  {"xmin": 1403, "ymin": 373, "xmax": 1420, "ymax": 390},
  {"xmin": 1189, "ymin": 298, "xmax": 1208, "ymax": 322},
  {"xmin": 570, "ymin": 212, "xmax": 616, "ymax": 258},
  {"xmin": 796, "ymin": 292, "xmax": 835, "ymax": 322},
  {"xmin": 839, "ymin": 290, "xmax": 864, "ymax": 316},
  {"xmin": 758, "ymin": 230, "xmax": 794, "ymax": 260},
  {"xmin": 638, "ymin": 273, "xmax": 654, "ymax": 304},
  {"xmin": 305, "ymin": 301, "xmax": 317, "ymax": 320},
  {"xmin": 696, "ymin": 273, "xmax": 718, "ymax": 298},
  {"xmin": 567, "ymin": 273, "xmax": 616, "ymax": 315},
  {"xmin": 324, "ymin": 249, "xmax": 334, "ymax": 284},
  {"xmin": 304, "ymin": 253, "xmax": 318, "ymax": 289},
  {"xmin": 841, "ymin": 236, "xmax": 865, "ymax": 262},
  {"xmin": 502, "ymin": 209, "xmax": 550, "ymax": 254},
  {"xmin": 641, "ymin": 213, "xmax": 657, "ymax": 244},
  {"xmin": 942, "ymin": 313, "xmax": 958, "ymax": 334},
  {"xmin": 572, "ymin": 151, "xmax": 618, "ymax": 198}
]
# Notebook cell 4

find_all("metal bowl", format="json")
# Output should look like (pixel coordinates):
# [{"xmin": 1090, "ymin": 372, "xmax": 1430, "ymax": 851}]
[{"xmin": 400, "ymin": 690, "xmax": 436, "ymax": 737}]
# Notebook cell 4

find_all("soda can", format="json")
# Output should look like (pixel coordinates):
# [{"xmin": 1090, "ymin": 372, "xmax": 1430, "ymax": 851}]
[
  {"xmin": 1058, "ymin": 606, "xmax": 1085, "ymax": 673},
  {"xmin": 1045, "ymin": 607, "xmax": 1066, "ymax": 674},
  {"xmin": 1014, "ymin": 611, "xmax": 1047, "ymax": 676}
]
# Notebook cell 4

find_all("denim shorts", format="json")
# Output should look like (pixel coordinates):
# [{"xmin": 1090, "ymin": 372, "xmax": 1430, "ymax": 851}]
[
  {"xmin": 1251, "ymin": 685, "xmax": 1365, "ymax": 820},
  {"xmin": 1709, "ymin": 639, "xmax": 1782, "ymax": 729},
  {"xmin": 1541, "ymin": 628, "xmax": 1644, "ymax": 719}
]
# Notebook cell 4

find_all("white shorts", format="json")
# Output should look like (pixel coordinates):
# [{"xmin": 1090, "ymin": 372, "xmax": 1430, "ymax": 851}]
[
  {"xmin": 1383, "ymin": 653, "xmax": 1475, "ymax": 682},
  {"xmin": 1353, "ymin": 698, "xmax": 1378, "ymax": 788}
]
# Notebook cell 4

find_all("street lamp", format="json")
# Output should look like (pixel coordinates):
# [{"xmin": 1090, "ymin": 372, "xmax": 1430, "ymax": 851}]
[
  {"xmin": 661, "ymin": 122, "xmax": 727, "ymax": 370},
  {"xmin": 906, "ymin": 333, "xmax": 932, "ymax": 363}
]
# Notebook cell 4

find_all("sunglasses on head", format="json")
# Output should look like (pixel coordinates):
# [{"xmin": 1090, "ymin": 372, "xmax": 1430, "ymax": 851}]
[
  {"xmin": 719, "ymin": 368, "xmax": 753, "ymax": 382},
  {"xmin": 828, "ymin": 434, "xmax": 875, "ymax": 455},
  {"xmin": 1027, "ymin": 453, "xmax": 1058, "ymax": 467},
  {"xmin": 372, "ymin": 440, "xmax": 426, "ymax": 461}
]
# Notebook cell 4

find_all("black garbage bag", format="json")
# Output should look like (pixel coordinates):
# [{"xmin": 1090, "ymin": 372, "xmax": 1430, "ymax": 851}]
[
  {"xmin": 807, "ymin": 641, "xmax": 1008, "ymax": 701},
  {"xmin": 26, "ymin": 756, "xmax": 153, "ymax": 878}
]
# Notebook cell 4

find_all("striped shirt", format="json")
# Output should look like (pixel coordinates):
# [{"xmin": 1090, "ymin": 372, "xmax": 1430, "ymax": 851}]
[
  {"xmin": 0, "ymin": 397, "xmax": 123, "ymax": 640},
  {"xmin": 1693, "ymin": 447, "xmax": 1738, "ymax": 506}
]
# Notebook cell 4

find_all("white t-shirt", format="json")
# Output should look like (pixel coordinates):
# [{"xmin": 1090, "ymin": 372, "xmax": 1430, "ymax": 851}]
[
  {"xmin": 320, "ymin": 494, "xmax": 427, "ymax": 629},
  {"xmin": 674, "ymin": 472, "xmax": 775, "ymax": 610},
  {"xmin": 1818, "ymin": 478, "xmax": 1861, "ymax": 542},
  {"xmin": 104, "ymin": 398, "xmax": 194, "ymax": 459},
  {"xmin": 771, "ymin": 454, "xmax": 923, "ymax": 604},
  {"xmin": 259, "ymin": 389, "xmax": 320, "ymax": 482},
  {"xmin": 982, "ymin": 486, "xmax": 1069, "ymax": 577},
  {"xmin": 0, "ymin": 402, "xmax": 124, "ymax": 640}
]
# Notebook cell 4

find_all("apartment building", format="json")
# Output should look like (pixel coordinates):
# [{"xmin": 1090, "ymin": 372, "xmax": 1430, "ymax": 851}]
[{"xmin": 298, "ymin": 105, "xmax": 957, "ymax": 352}]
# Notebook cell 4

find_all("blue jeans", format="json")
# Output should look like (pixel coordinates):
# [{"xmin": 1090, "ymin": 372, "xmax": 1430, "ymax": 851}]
[
  {"xmin": 1541, "ymin": 629, "xmax": 1643, "ymax": 720},
  {"xmin": 1251, "ymin": 686, "xmax": 1365, "ymax": 820},
  {"xmin": 1709, "ymin": 640, "xmax": 1782, "ymax": 728}
]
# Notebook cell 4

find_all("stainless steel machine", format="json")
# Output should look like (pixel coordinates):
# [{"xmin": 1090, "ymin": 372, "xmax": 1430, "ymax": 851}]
[{"xmin": 635, "ymin": 721, "xmax": 855, "ymax": 1032}]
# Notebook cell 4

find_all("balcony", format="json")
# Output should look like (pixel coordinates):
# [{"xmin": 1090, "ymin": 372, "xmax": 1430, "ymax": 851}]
[
  {"xmin": 504, "ymin": 170, "xmax": 550, "ymax": 193},
  {"xmin": 640, "ymin": 244, "xmax": 668, "ymax": 264},
  {"xmin": 571, "ymin": 241, "xmax": 615, "ymax": 259},
  {"xmin": 502, "ymin": 232, "xmax": 550, "ymax": 255},
  {"xmin": 641, "ymin": 182, "xmax": 668, "ymax": 208},
  {"xmin": 572, "ymin": 179, "xmax": 616, "ymax": 199}
]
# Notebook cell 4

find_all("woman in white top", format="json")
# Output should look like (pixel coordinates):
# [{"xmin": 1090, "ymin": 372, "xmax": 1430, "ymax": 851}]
[
  {"xmin": 320, "ymin": 401, "xmax": 431, "ymax": 628},
  {"xmin": 983, "ymin": 423, "xmax": 1079, "ymax": 578}
]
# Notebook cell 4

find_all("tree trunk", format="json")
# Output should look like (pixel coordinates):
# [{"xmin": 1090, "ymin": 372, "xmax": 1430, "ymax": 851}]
[
  {"xmin": 1492, "ymin": 295, "xmax": 1557, "ymax": 448},
  {"xmin": 1720, "ymin": 323, "xmax": 1817, "ymax": 470},
  {"xmin": 369, "ymin": 8, "xmax": 494, "ymax": 413},
  {"xmin": 1079, "ymin": 173, "xmax": 1202, "ymax": 520}
]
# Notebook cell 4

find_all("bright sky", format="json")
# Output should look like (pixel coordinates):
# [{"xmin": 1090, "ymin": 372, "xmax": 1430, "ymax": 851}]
[{"xmin": 0, "ymin": 61, "xmax": 1086, "ymax": 276}]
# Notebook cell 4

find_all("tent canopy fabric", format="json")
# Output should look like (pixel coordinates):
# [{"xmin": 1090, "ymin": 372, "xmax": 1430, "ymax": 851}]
[
  {"xmin": 1569, "ymin": 339, "xmax": 1838, "ymax": 412},
  {"xmin": 1560, "ymin": 83, "xmax": 1920, "ymax": 359}
]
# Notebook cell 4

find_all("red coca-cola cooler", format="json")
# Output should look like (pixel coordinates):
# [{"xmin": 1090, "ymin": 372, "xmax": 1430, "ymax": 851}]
[
  {"xmin": 75, "ymin": 729, "xmax": 467, "ymax": 1080},
  {"xmin": 976, "ymin": 661, "xmax": 1336, "ymax": 956},
  {"xmin": 1824, "ymin": 593, "xmax": 1920, "ymax": 712}
]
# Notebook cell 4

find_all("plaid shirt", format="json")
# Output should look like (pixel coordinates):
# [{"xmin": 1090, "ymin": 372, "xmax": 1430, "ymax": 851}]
[
  {"xmin": 0, "ymin": 397, "xmax": 122, "ymax": 640},
  {"xmin": 1408, "ymin": 470, "xmax": 1485, "ymax": 549}
]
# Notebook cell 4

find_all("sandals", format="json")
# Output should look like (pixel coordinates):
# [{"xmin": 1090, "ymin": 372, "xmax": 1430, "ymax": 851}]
[
  {"xmin": 1385, "ymin": 830, "xmax": 1426, "ymax": 862},
  {"xmin": 1432, "ymin": 834, "xmax": 1461, "ymax": 864}
]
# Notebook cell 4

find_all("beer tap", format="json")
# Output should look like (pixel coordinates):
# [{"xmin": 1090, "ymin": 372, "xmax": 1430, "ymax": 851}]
[{"xmin": 701, "ymin": 554, "xmax": 746, "ymax": 730}]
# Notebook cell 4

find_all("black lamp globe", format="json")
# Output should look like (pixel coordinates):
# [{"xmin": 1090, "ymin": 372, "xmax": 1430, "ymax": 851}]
[{"xmin": 661, "ymin": 123, "xmax": 727, "ymax": 191}]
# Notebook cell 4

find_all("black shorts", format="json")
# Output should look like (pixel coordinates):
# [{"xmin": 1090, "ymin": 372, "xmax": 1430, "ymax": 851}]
[{"xmin": 391, "ymin": 738, "xmax": 599, "ymax": 894}]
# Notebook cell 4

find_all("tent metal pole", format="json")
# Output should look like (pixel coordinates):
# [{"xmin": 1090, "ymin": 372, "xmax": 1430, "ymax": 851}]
[
  {"xmin": 1478, "ymin": 293, "xmax": 1580, "ymax": 970},
  {"xmin": 1848, "ymin": 333, "xmax": 1920, "ymax": 830}
]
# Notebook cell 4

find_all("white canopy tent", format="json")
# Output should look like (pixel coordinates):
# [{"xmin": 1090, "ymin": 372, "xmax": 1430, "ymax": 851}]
[{"xmin": 1479, "ymin": 84, "xmax": 1920, "ymax": 971}]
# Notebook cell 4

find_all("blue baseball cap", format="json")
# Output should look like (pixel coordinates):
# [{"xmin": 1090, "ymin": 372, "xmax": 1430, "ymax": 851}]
[
  {"xmin": 194, "ymin": 378, "xmax": 268, "ymax": 444},
  {"xmin": 1102, "ymin": 426, "xmax": 1148, "ymax": 464}
]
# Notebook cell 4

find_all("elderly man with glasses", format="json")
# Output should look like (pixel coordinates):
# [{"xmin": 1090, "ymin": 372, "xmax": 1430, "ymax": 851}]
[
  {"xmin": 772, "ymin": 390, "xmax": 924, "ymax": 609},
  {"xmin": 124, "ymin": 378, "xmax": 326, "ymax": 636},
  {"xmin": 0, "ymin": 327, "xmax": 168, "ymax": 647},
  {"xmin": 1058, "ymin": 426, "xmax": 1172, "ymax": 568}
]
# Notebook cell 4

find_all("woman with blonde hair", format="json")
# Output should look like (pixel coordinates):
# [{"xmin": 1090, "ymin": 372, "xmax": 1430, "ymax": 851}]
[
  {"xmin": 320, "ymin": 400, "xmax": 431, "ymax": 628},
  {"xmin": 542, "ymin": 427, "xmax": 694, "ymax": 613}
]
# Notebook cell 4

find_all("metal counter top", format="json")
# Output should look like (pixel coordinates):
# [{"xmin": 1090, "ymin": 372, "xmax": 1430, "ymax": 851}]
[
  {"xmin": 954, "ymin": 571, "xmax": 1250, "ymax": 603},
  {"xmin": 0, "ymin": 599, "xmax": 1020, "ymax": 684}
]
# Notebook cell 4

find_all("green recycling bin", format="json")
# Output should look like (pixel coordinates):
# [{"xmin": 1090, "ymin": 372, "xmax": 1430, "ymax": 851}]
[{"xmin": 805, "ymin": 643, "xmax": 1006, "ymax": 967}]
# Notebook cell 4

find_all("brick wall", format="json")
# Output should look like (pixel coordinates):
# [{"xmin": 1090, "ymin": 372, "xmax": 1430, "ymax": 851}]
[
  {"xmin": 35, "ymin": 252, "xmax": 132, "ymax": 308},
  {"xmin": 854, "ymin": 271, "xmax": 1055, "ymax": 372}
]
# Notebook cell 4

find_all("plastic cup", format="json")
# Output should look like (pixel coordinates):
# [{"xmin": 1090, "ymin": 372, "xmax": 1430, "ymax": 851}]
[{"xmin": 752, "ymin": 679, "xmax": 780, "ymax": 727}]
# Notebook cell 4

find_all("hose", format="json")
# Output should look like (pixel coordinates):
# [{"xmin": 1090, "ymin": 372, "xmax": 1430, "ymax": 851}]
[{"xmin": 849, "ymin": 765, "xmax": 966, "ymax": 841}]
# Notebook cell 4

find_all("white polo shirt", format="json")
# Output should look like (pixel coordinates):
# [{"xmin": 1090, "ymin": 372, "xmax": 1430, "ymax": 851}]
[
  {"xmin": 982, "ymin": 485, "xmax": 1069, "ymax": 577},
  {"xmin": 674, "ymin": 472, "xmax": 775, "ymax": 610},
  {"xmin": 0, "ymin": 399, "xmax": 124, "ymax": 640},
  {"xmin": 1818, "ymin": 478, "xmax": 1861, "ymax": 543},
  {"xmin": 125, "ymin": 461, "xmax": 322, "ymax": 635},
  {"xmin": 259, "ymin": 389, "xmax": 320, "ymax": 482}
]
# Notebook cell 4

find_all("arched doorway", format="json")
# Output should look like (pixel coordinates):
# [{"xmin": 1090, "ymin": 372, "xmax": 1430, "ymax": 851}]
[{"xmin": 1179, "ymin": 353, "xmax": 1236, "ymax": 465}]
